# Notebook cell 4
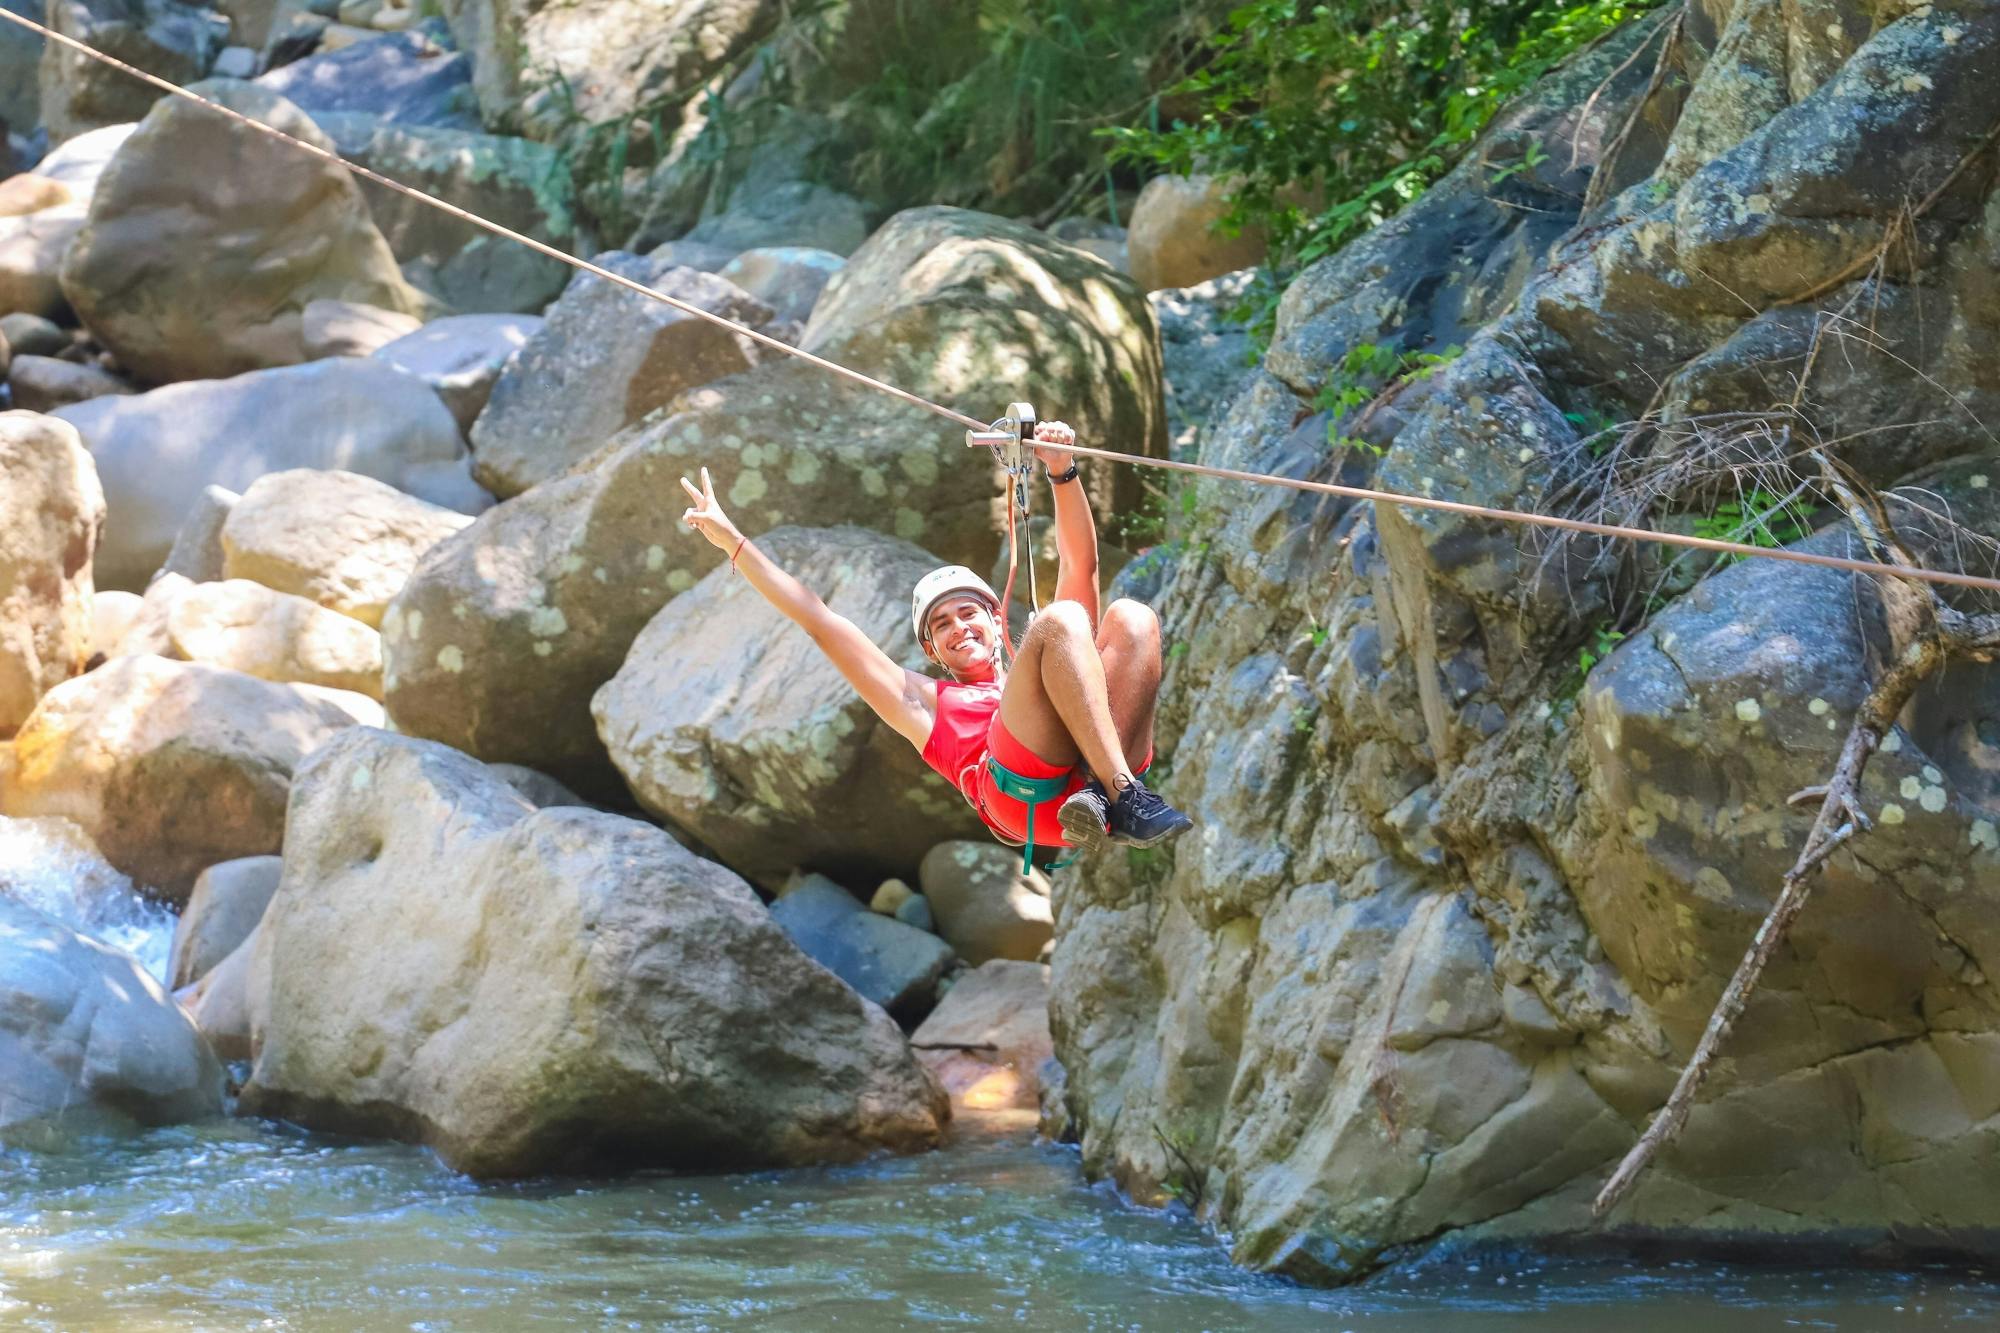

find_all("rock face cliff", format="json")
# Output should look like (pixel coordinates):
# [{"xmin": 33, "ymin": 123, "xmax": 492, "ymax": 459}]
[{"xmin": 1048, "ymin": 1, "xmax": 2000, "ymax": 1280}]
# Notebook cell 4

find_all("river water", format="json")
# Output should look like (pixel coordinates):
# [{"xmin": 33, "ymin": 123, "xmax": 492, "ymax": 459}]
[
  {"xmin": 5, "ymin": 824, "xmax": 2000, "ymax": 1330},
  {"xmin": 7, "ymin": 1118, "xmax": 2000, "ymax": 1330}
]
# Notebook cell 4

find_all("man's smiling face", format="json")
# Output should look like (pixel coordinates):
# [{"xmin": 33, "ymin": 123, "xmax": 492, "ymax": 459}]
[{"xmin": 926, "ymin": 594, "xmax": 1001, "ymax": 679}]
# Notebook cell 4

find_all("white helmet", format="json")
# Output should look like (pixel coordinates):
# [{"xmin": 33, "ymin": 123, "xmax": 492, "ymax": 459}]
[{"xmin": 911, "ymin": 565, "xmax": 1000, "ymax": 644}]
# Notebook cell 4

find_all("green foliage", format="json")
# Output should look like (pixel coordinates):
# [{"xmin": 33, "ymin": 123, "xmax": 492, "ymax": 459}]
[
  {"xmin": 1108, "ymin": 0, "xmax": 1661, "ymax": 274},
  {"xmin": 1316, "ymin": 341, "xmax": 1462, "ymax": 454},
  {"xmin": 802, "ymin": 0, "xmax": 1214, "ymax": 217},
  {"xmin": 1692, "ymin": 488, "xmax": 1816, "ymax": 560},
  {"xmin": 1552, "ymin": 619, "xmax": 1625, "ymax": 707}
]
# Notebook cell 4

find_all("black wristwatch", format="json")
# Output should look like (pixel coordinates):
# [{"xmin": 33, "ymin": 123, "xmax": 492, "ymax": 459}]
[{"xmin": 1048, "ymin": 462, "xmax": 1080, "ymax": 486}]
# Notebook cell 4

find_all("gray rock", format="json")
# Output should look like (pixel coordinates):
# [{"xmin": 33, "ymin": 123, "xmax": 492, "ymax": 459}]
[
  {"xmin": 312, "ymin": 110, "xmax": 580, "ymax": 315},
  {"xmin": 236, "ymin": 727, "xmax": 948, "ymax": 1176},
  {"xmin": 253, "ymin": 20, "xmax": 476, "ymax": 128},
  {"xmin": 0, "ymin": 411, "xmax": 102, "ymax": 733},
  {"xmin": 300, "ymin": 298, "xmax": 423, "ymax": 358},
  {"xmin": 372, "ymin": 313, "xmax": 542, "ymax": 434},
  {"xmin": 1151, "ymin": 268, "xmax": 1256, "ymax": 460},
  {"xmin": 715, "ymin": 246, "xmax": 844, "ymax": 325},
  {"xmin": 155, "ymin": 483, "xmax": 240, "ymax": 584},
  {"xmin": 0, "ymin": 312, "xmax": 67, "ymax": 357},
  {"xmin": 444, "ymin": 0, "xmax": 783, "ymax": 141},
  {"xmin": 31, "ymin": 121, "xmax": 137, "ymax": 208},
  {"xmin": 769, "ymin": 875, "xmax": 954, "ymax": 1022},
  {"xmin": 7, "ymin": 354, "xmax": 134, "ymax": 413},
  {"xmin": 0, "ymin": 206, "xmax": 85, "ymax": 320},
  {"xmin": 893, "ymin": 893, "xmax": 934, "ymax": 934},
  {"xmin": 0, "ymin": 895, "xmax": 223, "ymax": 1146},
  {"xmin": 918, "ymin": 841, "xmax": 1055, "ymax": 967},
  {"xmin": 212, "ymin": 44, "xmax": 259, "ymax": 79},
  {"xmin": 168, "ymin": 854, "xmax": 282, "ymax": 989},
  {"xmin": 60, "ymin": 80, "xmax": 424, "ymax": 384},
  {"xmin": 487, "ymin": 762, "xmax": 592, "ymax": 810},
  {"xmin": 590, "ymin": 526, "xmax": 988, "ymax": 889},
  {"xmin": 646, "ymin": 239, "xmax": 740, "ymax": 274},
  {"xmin": 39, "ymin": 0, "xmax": 225, "ymax": 143},
  {"xmin": 469, "ymin": 254, "xmax": 768, "ymax": 498},
  {"xmin": 0, "ymin": 0, "xmax": 40, "ymax": 134},
  {"xmin": 55, "ymin": 358, "xmax": 482, "ymax": 591},
  {"xmin": 688, "ymin": 180, "xmax": 871, "ymax": 257},
  {"xmin": 219, "ymin": 467, "xmax": 473, "ymax": 627},
  {"xmin": 0, "ymin": 655, "xmax": 376, "ymax": 901}
]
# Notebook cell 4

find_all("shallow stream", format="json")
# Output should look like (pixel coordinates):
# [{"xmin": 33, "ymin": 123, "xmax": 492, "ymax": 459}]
[{"xmin": 7, "ymin": 1115, "xmax": 2000, "ymax": 1330}]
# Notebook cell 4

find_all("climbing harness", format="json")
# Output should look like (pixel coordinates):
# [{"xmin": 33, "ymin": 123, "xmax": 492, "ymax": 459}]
[
  {"xmin": 10, "ymin": 4, "xmax": 2000, "ymax": 599},
  {"xmin": 965, "ymin": 401, "xmax": 1043, "ymax": 659},
  {"xmin": 981, "ymin": 759, "xmax": 1077, "ymax": 875}
]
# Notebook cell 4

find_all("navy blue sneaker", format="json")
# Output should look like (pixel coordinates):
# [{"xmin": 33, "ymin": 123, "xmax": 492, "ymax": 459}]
[
  {"xmin": 1058, "ymin": 779, "xmax": 1111, "ymax": 853},
  {"xmin": 1105, "ymin": 777, "xmax": 1192, "ymax": 849}
]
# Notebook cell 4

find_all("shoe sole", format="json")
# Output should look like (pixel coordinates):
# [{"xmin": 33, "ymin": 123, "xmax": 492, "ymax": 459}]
[
  {"xmin": 1105, "ymin": 818, "xmax": 1194, "ymax": 851},
  {"xmin": 1058, "ymin": 800, "xmax": 1110, "ymax": 855}
]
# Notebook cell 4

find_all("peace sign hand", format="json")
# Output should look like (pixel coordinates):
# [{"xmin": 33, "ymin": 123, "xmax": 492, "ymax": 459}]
[{"xmin": 679, "ymin": 466, "xmax": 741, "ymax": 553}]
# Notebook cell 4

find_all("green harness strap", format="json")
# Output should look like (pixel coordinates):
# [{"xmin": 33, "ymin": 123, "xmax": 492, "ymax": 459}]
[
  {"xmin": 984, "ymin": 755, "xmax": 1157, "ymax": 874},
  {"xmin": 983, "ymin": 757, "xmax": 1079, "ymax": 875}
]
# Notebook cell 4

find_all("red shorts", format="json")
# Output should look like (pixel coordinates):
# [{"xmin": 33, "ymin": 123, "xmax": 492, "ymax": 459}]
[{"xmin": 973, "ymin": 715, "xmax": 1152, "ymax": 850}]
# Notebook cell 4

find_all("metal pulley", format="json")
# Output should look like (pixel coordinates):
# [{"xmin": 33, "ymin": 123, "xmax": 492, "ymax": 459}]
[{"xmin": 964, "ymin": 402, "xmax": 1042, "ymax": 656}]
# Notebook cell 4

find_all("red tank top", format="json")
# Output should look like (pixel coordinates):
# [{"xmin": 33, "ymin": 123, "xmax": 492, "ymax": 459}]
[{"xmin": 921, "ymin": 679, "xmax": 1002, "ymax": 806}]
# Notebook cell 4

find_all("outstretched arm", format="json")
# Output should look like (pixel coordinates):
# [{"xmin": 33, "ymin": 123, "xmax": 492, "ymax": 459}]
[
  {"xmin": 1035, "ymin": 421, "xmax": 1100, "ymax": 624},
  {"xmin": 680, "ymin": 468, "xmax": 937, "ymax": 749}
]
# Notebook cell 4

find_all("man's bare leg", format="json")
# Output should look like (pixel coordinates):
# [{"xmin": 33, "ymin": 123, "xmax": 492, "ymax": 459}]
[
  {"xmin": 1097, "ymin": 598, "xmax": 1161, "ymax": 767},
  {"xmin": 996, "ymin": 600, "xmax": 1134, "ymax": 788}
]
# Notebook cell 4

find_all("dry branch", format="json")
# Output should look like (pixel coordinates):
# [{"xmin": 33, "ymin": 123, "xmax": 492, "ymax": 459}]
[{"xmin": 1592, "ymin": 445, "xmax": 2000, "ymax": 1219}]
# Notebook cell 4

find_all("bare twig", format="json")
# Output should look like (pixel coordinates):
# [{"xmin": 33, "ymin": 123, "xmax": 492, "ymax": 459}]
[{"xmin": 1592, "ymin": 441, "xmax": 2000, "ymax": 1218}]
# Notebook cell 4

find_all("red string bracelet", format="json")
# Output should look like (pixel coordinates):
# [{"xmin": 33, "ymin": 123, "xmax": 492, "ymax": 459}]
[{"xmin": 730, "ymin": 534, "xmax": 748, "ymax": 569}]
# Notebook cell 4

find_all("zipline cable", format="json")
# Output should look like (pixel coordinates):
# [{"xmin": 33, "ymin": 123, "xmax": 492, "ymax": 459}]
[{"xmin": 11, "ymin": 7, "xmax": 2000, "ymax": 598}]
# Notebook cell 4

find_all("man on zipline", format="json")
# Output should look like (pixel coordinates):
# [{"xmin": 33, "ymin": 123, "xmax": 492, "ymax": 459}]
[{"xmin": 678, "ymin": 420, "xmax": 1192, "ymax": 860}]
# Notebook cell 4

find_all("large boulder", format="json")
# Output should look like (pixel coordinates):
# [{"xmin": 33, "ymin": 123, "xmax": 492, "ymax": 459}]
[
  {"xmin": 163, "ymin": 579, "xmax": 385, "ymax": 698},
  {"xmin": 0, "ymin": 655, "xmax": 373, "ymax": 901},
  {"xmin": 178, "ymin": 927, "xmax": 257, "ymax": 1061},
  {"xmin": 0, "ymin": 175, "xmax": 73, "ymax": 219},
  {"xmin": 238, "ymin": 727, "xmax": 949, "ymax": 1176},
  {"xmin": 1125, "ymin": 174, "xmax": 1267, "ymax": 294},
  {"xmin": 442, "ymin": 0, "xmax": 783, "ymax": 140},
  {"xmin": 768, "ymin": 875, "xmax": 954, "ymax": 1023},
  {"xmin": 469, "ymin": 255, "xmax": 768, "ymax": 497},
  {"xmin": 0, "ymin": 412, "xmax": 104, "ymax": 734},
  {"xmin": 911, "ymin": 959, "xmax": 1053, "ymax": 1116},
  {"xmin": 221, "ymin": 468, "xmax": 474, "ymax": 627},
  {"xmin": 313, "ymin": 110, "xmax": 579, "ymax": 314},
  {"xmin": 253, "ymin": 20, "xmax": 477, "ymax": 129},
  {"xmin": 38, "ymin": 0, "xmax": 224, "ymax": 143},
  {"xmin": 60, "ymin": 80, "xmax": 424, "ymax": 384},
  {"xmin": 917, "ymin": 841, "xmax": 1055, "ymax": 966},
  {"xmin": 372, "ymin": 313, "xmax": 542, "ymax": 433},
  {"xmin": 592, "ymin": 526, "xmax": 988, "ymax": 886},
  {"xmin": 167, "ymin": 854, "xmax": 281, "ymax": 989},
  {"xmin": 0, "ymin": 895, "xmax": 223, "ymax": 1146},
  {"xmin": 381, "ymin": 209, "xmax": 1165, "ymax": 784},
  {"xmin": 54, "ymin": 359, "xmax": 482, "ymax": 592}
]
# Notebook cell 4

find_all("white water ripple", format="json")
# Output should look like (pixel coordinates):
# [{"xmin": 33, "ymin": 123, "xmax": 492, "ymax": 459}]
[{"xmin": 0, "ymin": 816, "xmax": 177, "ymax": 982}]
